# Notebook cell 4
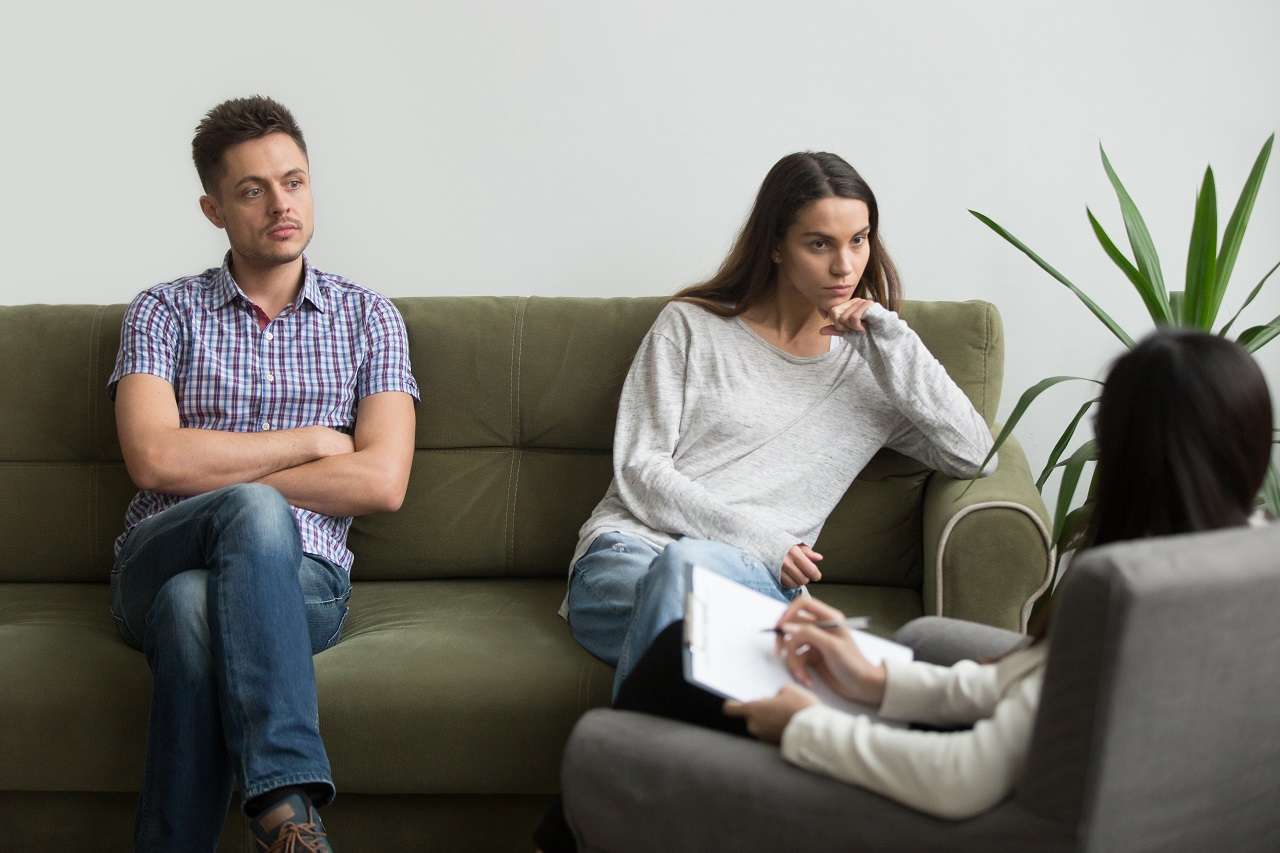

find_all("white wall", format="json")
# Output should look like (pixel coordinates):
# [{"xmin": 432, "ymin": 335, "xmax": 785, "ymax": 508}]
[{"xmin": 3, "ymin": 0, "xmax": 1278, "ymax": 512}]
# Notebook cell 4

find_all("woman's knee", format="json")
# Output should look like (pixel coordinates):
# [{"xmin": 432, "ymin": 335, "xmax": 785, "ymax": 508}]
[
  {"xmin": 638, "ymin": 539, "xmax": 732, "ymax": 604},
  {"xmin": 657, "ymin": 538, "xmax": 763, "ymax": 584}
]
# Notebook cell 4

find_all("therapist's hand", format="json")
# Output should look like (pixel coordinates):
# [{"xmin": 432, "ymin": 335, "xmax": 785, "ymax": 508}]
[
  {"xmin": 723, "ymin": 684, "xmax": 817, "ymax": 743},
  {"xmin": 774, "ymin": 596, "xmax": 888, "ymax": 707}
]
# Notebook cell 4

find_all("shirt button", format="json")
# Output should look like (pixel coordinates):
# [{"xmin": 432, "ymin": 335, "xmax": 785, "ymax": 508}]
[
  {"xmin": 265, "ymin": 373, "xmax": 274, "ymax": 382},
  {"xmin": 262, "ymin": 421, "xmax": 272, "ymax": 431},
  {"xmin": 265, "ymin": 331, "xmax": 274, "ymax": 341}
]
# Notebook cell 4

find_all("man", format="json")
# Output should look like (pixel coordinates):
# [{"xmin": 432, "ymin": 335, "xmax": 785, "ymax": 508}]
[{"xmin": 107, "ymin": 96, "xmax": 418, "ymax": 852}]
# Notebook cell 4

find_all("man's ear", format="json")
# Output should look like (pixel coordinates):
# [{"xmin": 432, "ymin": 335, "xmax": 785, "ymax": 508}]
[{"xmin": 199, "ymin": 194, "xmax": 226, "ymax": 229}]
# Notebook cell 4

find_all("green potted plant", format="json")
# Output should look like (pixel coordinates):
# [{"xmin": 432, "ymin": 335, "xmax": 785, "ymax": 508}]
[{"xmin": 969, "ymin": 133, "xmax": 1279, "ymax": 566}]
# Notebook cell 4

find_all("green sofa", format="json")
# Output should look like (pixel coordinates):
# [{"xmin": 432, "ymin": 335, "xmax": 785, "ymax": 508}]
[{"xmin": 0, "ymin": 296, "xmax": 1052, "ymax": 852}]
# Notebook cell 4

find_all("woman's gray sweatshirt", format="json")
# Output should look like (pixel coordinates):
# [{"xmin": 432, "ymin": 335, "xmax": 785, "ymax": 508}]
[{"xmin": 560, "ymin": 300, "xmax": 996, "ymax": 616}]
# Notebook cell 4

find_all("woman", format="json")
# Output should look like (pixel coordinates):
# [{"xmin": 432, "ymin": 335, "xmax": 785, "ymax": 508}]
[
  {"xmin": 562, "ymin": 151, "xmax": 997, "ymax": 697},
  {"xmin": 537, "ymin": 326, "xmax": 1273, "ymax": 850}
]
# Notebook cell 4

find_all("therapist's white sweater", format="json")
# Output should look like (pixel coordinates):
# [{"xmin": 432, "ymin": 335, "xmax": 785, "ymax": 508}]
[{"xmin": 780, "ymin": 643, "xmax": 1048, "ymax": 819}]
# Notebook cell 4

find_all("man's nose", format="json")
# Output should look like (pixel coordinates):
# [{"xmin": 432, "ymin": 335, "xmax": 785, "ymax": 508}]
[{"xmin": 267, "ymin": 186, "xmax": 290, "ymax": 216}]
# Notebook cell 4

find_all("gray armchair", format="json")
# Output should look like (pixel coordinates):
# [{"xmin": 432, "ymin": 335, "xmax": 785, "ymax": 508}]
[{"xmin": 560, "ymin": 523, "xmax": 1280, "ymax": 853}]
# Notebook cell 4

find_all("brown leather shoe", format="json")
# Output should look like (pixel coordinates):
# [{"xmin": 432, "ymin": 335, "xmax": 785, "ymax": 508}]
[{"xmin": 250, "ymin": 792, "xmax": 334, "ymax": 852}]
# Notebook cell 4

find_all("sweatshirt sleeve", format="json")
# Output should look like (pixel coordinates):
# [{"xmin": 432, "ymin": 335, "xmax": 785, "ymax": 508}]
[
  {"xmin": 610, "ymin": 329, "xmax": 799, "ymax": 573},
  {"xmin": 849, "ymin": 304, "xmax": 996, "ymax": 479},
  {"xmin": 779, "ymin": 668, "xmax": 1044, "ymax": 819},
  {"xmin": 877, "ymin": 659, "xmax": 1002, "ymax": 726}
]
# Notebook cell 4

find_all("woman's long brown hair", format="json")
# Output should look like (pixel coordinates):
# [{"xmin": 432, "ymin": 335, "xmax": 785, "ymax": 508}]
[{"xmin": 673, "ymin": 152, "xmax": 902, "ymax": 315}]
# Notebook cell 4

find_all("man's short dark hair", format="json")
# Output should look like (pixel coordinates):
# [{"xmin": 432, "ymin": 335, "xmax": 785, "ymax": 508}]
[{"xmin": 192, "ymin": 96, "xmax": 307, "ymax": 194}]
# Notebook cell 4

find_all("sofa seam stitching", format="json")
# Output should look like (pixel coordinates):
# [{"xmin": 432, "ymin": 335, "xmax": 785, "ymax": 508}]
[
  {"xmin": 89, "ymin": 306, "xmax": 105, "ymax": 567},
  {"xmin": 506, "ymin": 297, "xmax": 528, "ymax": 572}
]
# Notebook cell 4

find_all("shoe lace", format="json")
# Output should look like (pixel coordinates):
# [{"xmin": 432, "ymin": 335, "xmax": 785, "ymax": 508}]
[{"xmin": 259, "ymin": 818, "xmax": 329, "ymax": 853}]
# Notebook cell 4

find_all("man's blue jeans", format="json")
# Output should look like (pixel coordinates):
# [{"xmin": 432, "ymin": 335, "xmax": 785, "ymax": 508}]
[
  {"xmin": 567, "ymin": 533, "xmax": 799, "ymax": 696},
  {"xmin": 109, "ymin": 483, "xmax": 351, "ymax": 853}
]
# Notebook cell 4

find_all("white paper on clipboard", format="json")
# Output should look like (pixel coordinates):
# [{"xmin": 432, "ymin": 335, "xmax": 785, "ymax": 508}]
[{"xmin": 683, "ymin": 565, "xmax": 914, "ymax": 719}]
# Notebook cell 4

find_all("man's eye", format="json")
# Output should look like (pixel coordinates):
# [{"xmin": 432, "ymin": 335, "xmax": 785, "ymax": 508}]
[
  {"xmin": 287, "ymin": 180, "xmax": 303, "ymax": 189},
  {"xmin": 244, "ymin": 187, "xmax": 262, "ymax": 199},
  {"xmin": 810, "ymin": 240, "xmax": 827, "ymax": 250}
]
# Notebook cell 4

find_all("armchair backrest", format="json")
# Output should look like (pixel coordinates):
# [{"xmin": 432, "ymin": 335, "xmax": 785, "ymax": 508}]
[{"xmin": 1017, "ymin": 523, "xmax": 1280, "ymax": 852}]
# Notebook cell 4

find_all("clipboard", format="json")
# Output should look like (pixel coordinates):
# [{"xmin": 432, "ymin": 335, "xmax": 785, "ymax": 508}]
[{"xmin": 682, "ymin": 564, "xmax": 913, "ymax": 719}]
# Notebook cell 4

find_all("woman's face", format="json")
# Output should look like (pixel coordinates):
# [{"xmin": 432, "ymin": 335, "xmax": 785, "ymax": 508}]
[{"xmin": 774, "ymin": 196, "xmax": 872, "ymax": 312}]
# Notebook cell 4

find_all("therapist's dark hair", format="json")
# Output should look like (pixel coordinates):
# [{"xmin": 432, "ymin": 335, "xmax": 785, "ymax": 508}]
[
  {"xmin": 1030, "ymin": 329, "xmax": 1272, "ymax": 639},
  {"xmin": 1085, "ymin": 328, "xmax": 1271, "ymax": 547},
  {"xmin": 673, "ymin": 152, "xmax": 902, "ymax": 316}
]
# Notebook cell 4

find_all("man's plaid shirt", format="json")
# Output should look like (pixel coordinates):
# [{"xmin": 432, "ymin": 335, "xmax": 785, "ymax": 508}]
[{"xmin": 107, "ymin": 254, "xmax": 419, "ymax": 571}]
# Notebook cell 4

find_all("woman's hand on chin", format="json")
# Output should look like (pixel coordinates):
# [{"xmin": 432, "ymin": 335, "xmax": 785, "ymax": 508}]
[{"xmin": 820, "ymin": 297, "xmax": 876, "ymax": 335}]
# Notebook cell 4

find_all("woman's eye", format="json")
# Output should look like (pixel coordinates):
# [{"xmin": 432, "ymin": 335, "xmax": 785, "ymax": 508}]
[{"xmin": 852, "ymin": 235, "xmax": 866, "ymax": 246}]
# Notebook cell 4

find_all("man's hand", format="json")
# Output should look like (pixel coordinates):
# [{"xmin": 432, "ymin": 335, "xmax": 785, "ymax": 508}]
[
  {"xmin": 306, "ymin": 425, "xmax": 356, "ymax": 458},
  {"xmin": 256, "ymin": 391, "xmax": 415, "ymax": 517},
  {"xmin": 723, "ymin": 685, "xmax": 818, "ymax": 743},
  {"xmin": 780, "ymin": 544, "xmax": 823, "ymax": 588},
  {"xmin": 773, "ymin": 596, "xmax": 888, "ymax": 707},
  {"xmin": 820, "ymin": 297, "xmax": 876, "ymax": 336}
]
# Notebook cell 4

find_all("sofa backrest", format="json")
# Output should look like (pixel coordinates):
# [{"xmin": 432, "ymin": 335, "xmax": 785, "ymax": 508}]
[
  {"xmin": 0, "ymin": 296, "xmax": 1002, "ymax": 584},
  {"xmin": 1017, "ymin": 523, "xmax": 1280, "ymax": 852}
]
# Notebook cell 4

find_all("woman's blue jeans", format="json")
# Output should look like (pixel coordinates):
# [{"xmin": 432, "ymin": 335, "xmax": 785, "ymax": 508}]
[
  {"xmin": 109, "ymin": 483, "xmax": 351, "ymax": 853},
  {"xmin": 567, "ymin": 532, "xmax": 799, "ymax": 696}
]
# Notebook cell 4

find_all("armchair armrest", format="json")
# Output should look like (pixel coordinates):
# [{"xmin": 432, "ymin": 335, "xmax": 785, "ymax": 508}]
[
  {"xmin": 922, "ymin": 432, "xmax": 1053, "ymax": 632},
  {"xmin": 561, "ymin": 709, "xmax": 1067, "ymax": 853}
]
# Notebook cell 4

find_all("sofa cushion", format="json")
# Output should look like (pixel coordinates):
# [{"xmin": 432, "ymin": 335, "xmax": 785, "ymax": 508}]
[{"xmin": 0, "ymin": 579, "xmax": 921, "ymax": 794}]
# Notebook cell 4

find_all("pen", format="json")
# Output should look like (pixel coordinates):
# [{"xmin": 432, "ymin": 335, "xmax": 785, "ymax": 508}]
[{"xmin": 761, "ymin": 616, "xmax": 870, "ymax": 635}]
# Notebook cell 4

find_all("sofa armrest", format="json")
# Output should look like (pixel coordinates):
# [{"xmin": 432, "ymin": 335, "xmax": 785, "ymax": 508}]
[{"xmin": 921, "ymin": 433, "xmax": 1053, "ymax": 632}]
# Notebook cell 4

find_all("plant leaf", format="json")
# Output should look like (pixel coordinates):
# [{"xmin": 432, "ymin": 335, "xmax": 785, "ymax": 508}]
[
  {"xmin": 971, "ymin": 210, "xmax": 1136, "ymax": 347},
  {"xmin": 1215, "ymin": 134, "xmax": 1274, "ymax": 324},
  {"xmin": 1037, "ymin": 397, "xmax": 1101, "ymax": 491},
  {"xmin": 1053, "ymin": 440, "xmax": 1098, "ymax": 542},
  {"xmin": 957, "ymin": 376, "xmax": 1103, "ymax": 499},
  {"xmin": 1056, "ymin": 500, "xmax": 1095, "ymax": 560},
  {"xmin": 1260, "ymin": 462, "xmax": 1280, "ymax": 518},
  {"xmin": 1100, "ymin": 144, "xmax": 1171, "ymax": 319},
  {"xmin": 1184, "ymin": 166, "xmax": 1218, "ymax": 329},
  {"xmin": 1219, "ymin": 258, "xmax": 1280, "ymax": 337},
  {"xmin": 1087, "ymin": 208, "xmax": 1171, "ymax": 325},
  {"xmin": 1238, "ymin": 315, "xmax": 1280, "ymax": 352},
  {"xmin": 1169, "ymin": 290, "xmax": 1185, "ymax": 324}
]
